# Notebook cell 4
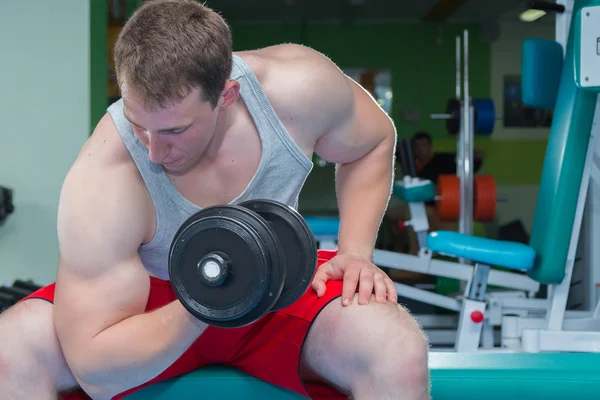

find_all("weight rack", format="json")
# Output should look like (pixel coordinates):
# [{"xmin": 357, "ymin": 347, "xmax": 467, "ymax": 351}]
[{"xmin": 0, "ymin": 279, "xmax": 42, "ymax": 313}]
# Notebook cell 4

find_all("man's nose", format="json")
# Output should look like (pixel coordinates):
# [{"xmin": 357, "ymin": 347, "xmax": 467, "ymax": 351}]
[{"xmin": 148, "ymin": 134, "xmax": 169, "ymax": 163}]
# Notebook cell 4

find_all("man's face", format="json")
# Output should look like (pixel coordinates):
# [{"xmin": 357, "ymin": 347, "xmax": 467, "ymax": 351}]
[
  {"xmin": 122, "ymin": 86, "xmax": 233, "ymax": 175},
  {"xmin": 412, "ymin": 138, "xmax": 432, "ymax": 162}
]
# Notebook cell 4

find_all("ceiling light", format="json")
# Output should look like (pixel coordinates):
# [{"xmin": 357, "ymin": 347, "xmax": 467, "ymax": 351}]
[
  {"xmin": 520, "ymin": 9, "xmax": 547, "ymax": 22},
  {"xmin": 519, "ymin": 1, "xmax": 565, "ymax": 22}
]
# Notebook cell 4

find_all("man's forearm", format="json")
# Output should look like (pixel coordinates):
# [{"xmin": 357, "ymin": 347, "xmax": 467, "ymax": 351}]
[
  {"xmin": 76, "ymin": 301, "xmax": 206, "ymax": 398},
  {"xmin": 335, "ymin": 134, "xmax": 395, "ymax": 260}
]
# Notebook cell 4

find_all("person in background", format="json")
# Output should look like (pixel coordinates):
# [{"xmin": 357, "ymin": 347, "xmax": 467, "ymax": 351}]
[
  {"xmin": 382, "ymin": 131, "xmax": 486, "ymax": 273},
  {"xmin": 410, "ymin": 131, "xmax": 485, "ymax": 186}
]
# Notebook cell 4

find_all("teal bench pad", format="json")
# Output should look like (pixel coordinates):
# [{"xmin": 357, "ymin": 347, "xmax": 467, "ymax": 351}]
[
  {"xmin": 125, "ymin": 352, "xmax": 600, "ymax": 400},
  {"xmin": 393, "ymin": 180, "xmax": 436, "ymax": 203},
  {"xmin": 427, "ymin": 231, "xmax": 536, "ymax": 270},
  {"xmin": 304, "ymin": 216, "xmax": 340, "ymax": 237}
]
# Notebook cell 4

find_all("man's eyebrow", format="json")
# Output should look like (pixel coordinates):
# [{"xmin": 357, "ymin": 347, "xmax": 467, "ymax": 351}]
[
  {"xmin": 123, "ymin": 110, "xmax": 192, "ymax": 133},
  {"xmin": 123, "ymin": 110, "xmax": 142, "ymax": 127}
]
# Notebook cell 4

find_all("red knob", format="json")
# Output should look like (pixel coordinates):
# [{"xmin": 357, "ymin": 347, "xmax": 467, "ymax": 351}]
[{"xmin": 470, "ymin": 310, "xmax": 484, "ymax": 323}]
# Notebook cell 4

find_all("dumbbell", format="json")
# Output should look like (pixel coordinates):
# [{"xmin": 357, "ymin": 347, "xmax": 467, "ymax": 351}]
[
  {"xmin": 12, "ymin": 279, "xmax": 41, "ymax": 293},
  {"xmin": 169, "ymin": 199, "xmax": 318, "ymax": 328},
  {"xmin": 0, "ymin": 291, "xmax": 17, "ymax": 313},
  {"xmin": 0, "ymin": 285, "xmax": 32, "ymax": 302}
]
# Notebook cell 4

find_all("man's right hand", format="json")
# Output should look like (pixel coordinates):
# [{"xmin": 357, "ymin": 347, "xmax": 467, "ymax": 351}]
[{"xmin": 53, "ymin": 114, "xmax": 207, "ymax": 399}]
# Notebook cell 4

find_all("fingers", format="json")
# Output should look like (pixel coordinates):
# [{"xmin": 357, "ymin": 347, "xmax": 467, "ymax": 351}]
[
  {"xmin": 373, "ymin": 272, "xmax": 388, "ymax": 303},
  {"xmin": 311, "ymin": 265, "xmax": 330, "ymax": 297},
  {"xmin": 385, "ymin": 275, "xmax": 398, "ymax": 303},
  {"xmin": 311, "ymin": 280, "xmax": 325, "ymax": 297},
  {"xmin": 358, "ymin": 268, "xmax": 374, "ymax": 305},
  {"xmin": 342, "ymin": 266, "xmax": 360, "ymax": 307},
  {"xmin": 314, "ymin": 257, "xmax": 397, "ymax": 307}
]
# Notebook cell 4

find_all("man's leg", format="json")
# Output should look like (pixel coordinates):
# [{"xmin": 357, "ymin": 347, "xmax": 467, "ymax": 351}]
[
  {"xmin": 0, "ymin": 299, "xmax": 79, "ymax": 400},
  {"xmin": 299, "ymin": 295, "xmax": 430, "ymax": 400}
]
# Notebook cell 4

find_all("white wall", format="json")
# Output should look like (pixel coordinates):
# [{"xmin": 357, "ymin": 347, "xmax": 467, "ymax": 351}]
[{"xmin": 0, "ymin": 1, "xmax": 90, "ymax": 285}]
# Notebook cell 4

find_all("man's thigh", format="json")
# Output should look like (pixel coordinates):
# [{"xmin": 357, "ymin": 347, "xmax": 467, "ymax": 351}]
[
  {"xmin": 213, "ymin": 251, "xmax": 347, "ymax": 400},
  {"xmin": 0, "ymin": 297, "xmax": 78, "ymax": 398}
]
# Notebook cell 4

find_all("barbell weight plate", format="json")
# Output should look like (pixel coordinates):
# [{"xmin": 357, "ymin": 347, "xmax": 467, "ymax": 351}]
[
  {"xmin": 169, "ymin": 205, "xmax": 285, "ymax": 328},
  {"xmin": 240, "ymin": 199, "xmax": 318, "ymax": 311},
  {"xmin": 446, "ymin": 98, "xmax": 461, "ymax": 135},
  {"xmin": 436, "ymin": 175, "xmax": 461, "ymax": 221},
  {"xmin": 474, "ymin": 175, "xmax": 497, "ymax": 221},
  {"xmin": 474, "ymin": 98, "xmax": 495, "ymax": 135}
]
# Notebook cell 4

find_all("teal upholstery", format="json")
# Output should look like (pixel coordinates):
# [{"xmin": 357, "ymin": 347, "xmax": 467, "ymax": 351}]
[
  {"xmin": 123, "ymin": 367, "xmax": 305, "ymax": 399},
  {"xmin": 304, "ymin": 216, "xmax": 340, "ymax": 237},
  {"xmin": 521, "ymin": 38, "xmax": 563, "ymax": 109},
  {"xmin": 527, "ymin": 0, "xmax": 600, "ymax": 284},
  {"xmin": 393, "ymin": 179, "xmax": 436, "ymax": 203},
  {"xmin": 124, "ymin": 352, "xmax": 600, "ymax": 399},
  {"xmin": 430, "ymin": 352, "xmax": 600, "ymax": 400},
  {"xmin": 427, "ymin": 231, "xmax": 536, "ymax": 270}
]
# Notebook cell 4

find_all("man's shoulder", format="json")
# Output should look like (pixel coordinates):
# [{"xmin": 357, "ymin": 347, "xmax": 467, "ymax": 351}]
[
  {"xmin": 69, "ymin": 113, "xmax": 141, "ymax": 187},
  {"xmin": 236, "ymin": 44, "xmax": 354, "ymax": 137},
  {"xmin": 236, "ymin": 43, "xmax": 329, "ymax": 74},
  {"xmin": 237, "ymin": 43, "xmax": 346, "ymax": 99},
  {"xmin": 79, "ymin": 113, "xmax": 135, "ymax": 167}
]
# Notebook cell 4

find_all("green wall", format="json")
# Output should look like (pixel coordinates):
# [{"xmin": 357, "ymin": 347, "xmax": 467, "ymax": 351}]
[
  {"xmin": 228, "ymin": 22, "xmax": 491, "ymax": 214},
  {"xmin": 231, "ymin": 22, "xmax": 490, "ymax": 139},
  {"xmin": 90, "ymin": 0, "xmax": 108, "ymax": 133},
  {"xmin": 89, "ymin": 16, "xmax": 491, "ymax": 214}
]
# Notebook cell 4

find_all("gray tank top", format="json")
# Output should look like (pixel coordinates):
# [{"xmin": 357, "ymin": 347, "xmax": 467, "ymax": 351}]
[{"xmin": 106, "ymin": 54, "xmax": 314, "ymax": 280}]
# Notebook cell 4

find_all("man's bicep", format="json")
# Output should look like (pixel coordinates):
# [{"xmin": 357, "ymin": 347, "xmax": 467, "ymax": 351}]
[
  {"xmin": 53, "ymin": 159, "xmax": 151, "ymax": 354},
  {"xmin": 314, "ymin": 79, "xmax": 396, "ymax": 164}
]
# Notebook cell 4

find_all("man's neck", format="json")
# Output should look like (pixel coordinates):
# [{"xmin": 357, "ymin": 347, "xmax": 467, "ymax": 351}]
[{"xmin": 205, "ymin": 99, "xmax": 241, "ymax": 158}]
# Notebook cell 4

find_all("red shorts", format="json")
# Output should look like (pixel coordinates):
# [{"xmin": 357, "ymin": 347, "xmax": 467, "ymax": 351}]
[{"xmin": 23, "ymin": 250, "xmax": 345, "ymax": 400}]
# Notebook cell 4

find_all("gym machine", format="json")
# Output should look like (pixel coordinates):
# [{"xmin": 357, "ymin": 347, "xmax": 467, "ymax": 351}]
[
  {"xmin": 304, "ymin": 0, "xmax": 600, "ymax": 398},
  {"xmin": 427, "ymin": 30, "xmax": 503, "ymax": 235},
  {"xmin": 392, "ymin": 30, "xmax": 504, "ymax": 261}
]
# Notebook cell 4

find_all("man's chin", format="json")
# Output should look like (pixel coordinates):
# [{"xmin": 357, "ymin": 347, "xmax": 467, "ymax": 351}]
[{"xmin": 162, "ymin": 159, "xmax": 186, "ymax": 173}]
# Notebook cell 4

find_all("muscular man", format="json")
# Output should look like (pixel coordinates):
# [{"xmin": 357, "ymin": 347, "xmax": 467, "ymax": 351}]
[{"xmin": 0, "ymin": 1, "xmax": 430, "ymax": 399}]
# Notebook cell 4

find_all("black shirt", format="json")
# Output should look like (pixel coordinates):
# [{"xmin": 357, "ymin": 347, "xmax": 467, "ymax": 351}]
[{"xmin": 417, "ymin": 152, "xmax": 483, "ymax": 185}]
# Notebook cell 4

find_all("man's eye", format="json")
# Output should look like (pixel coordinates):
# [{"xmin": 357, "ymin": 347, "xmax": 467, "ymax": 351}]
[{"xmin": 165, "ymin": 127, "xmax": 187, "ymax": 135}]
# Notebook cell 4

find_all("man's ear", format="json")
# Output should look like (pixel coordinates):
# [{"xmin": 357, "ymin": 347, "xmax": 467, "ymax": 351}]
[{"xmin": 219, "ymin": 80, "xmax": 240, "ymax": 109}]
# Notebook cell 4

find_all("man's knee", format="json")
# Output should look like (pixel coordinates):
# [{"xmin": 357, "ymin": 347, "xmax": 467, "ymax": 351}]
[
  {"xmin": 2, "ymin": 299, "xmax": 55, "ymax": 351},
  {"xmin": 386, "ymin": 303, "xmax": 430, "ymax": 391},
  {"xmin": 336, "ymin": 297, "xmax": 430, "ymax": 387}
]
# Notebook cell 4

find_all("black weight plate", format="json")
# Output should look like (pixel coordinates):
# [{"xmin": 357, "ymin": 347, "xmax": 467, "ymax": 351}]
[
  {"xmin": 169, "ymin": 205, "xmax": 285, "ymax": 328},
  {"xmin": 446, "ymin": 98, "xmax": 461, "ymax": 135},
  {"xmin": 240, "ymin": 200, "xmax": 318, "ymax": 311}
]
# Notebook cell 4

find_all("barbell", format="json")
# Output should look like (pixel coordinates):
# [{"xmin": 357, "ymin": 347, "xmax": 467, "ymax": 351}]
[
  {"xmin": 436, "ymin": 175, "xmax": 506, "ymax": 222},
  {"xmin": 431, "ymin": 98, "xmax": 502, "ymax": 135}
]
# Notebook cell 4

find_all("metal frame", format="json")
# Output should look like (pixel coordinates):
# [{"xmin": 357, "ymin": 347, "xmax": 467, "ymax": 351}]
[{"xmin": 313, "ymin": 0, "xmax": 600, "ymax": 354}]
